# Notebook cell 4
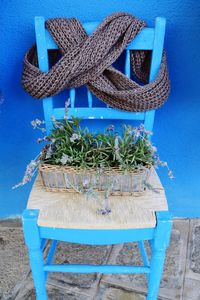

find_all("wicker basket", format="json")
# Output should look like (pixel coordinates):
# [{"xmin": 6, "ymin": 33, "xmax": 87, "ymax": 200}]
[{"xmin": 39, "ymin": 164, "xmax": 151, "ymax": 196}]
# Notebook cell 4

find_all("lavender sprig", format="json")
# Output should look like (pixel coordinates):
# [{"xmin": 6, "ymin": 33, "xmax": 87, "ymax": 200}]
[{"xmin": 12, "ymin": 154, "xmax": 41, "ymax": 189}]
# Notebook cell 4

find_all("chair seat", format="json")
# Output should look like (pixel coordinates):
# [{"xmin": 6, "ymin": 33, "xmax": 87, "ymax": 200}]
[{"xmin": 27, "ymin": 168, "xmax": 168, "ymax": 229}]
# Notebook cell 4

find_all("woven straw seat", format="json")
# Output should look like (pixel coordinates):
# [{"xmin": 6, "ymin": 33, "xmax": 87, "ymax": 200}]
[{"xmin": 27, "ymin": 168, "xmax": 168, "ymax": 229}]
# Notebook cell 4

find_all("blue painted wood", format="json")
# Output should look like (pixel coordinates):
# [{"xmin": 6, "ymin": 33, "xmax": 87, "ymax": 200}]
[
  {"xmin": 44, "ymin": 264, "xmax": 150, "ymax": 274},
  {"xmin": 144, "ymin": 110, "xmax": 155, "ymax": 134},
  {"xmin": 138, "ymin": 241, "xmax": 150, "ymax": 267},
  {"xmin": 39, "ymin": 226, "xmax": 154, "ymax": 245},
  {"xmin": 35, "ymin": 17, "xmax": 53, "ymax": 135},
  {"xmin": 45, "ymin": 240, "xmax": 58, "ymax": 281},
  {"xmin": 138, "ymin": 241, "xmax": 150, "ymax": 280},
  {"xmin": 45, "ymin": 25, "xmax": 155, "ymax": 50},
  {"xmin": 125, "ymin": 50, "xmax": 131, "ymax": 77},
  {"xmin": 40, "ymin": 239, "xmax": 46, "ymax": 252},
  {"xmin": 22, "ymin": 209, "xmax": 48, "ymax": 300},
  {"xmin": 53, "ymin": 107, "xmax": 145, "ymax": 120},
  {"xmin": 144, "ymin": 17, "xmax": 166, "ymax": 132},
  {"xmin": 45, "ymin": 240, "xmax": 58, "ymax": 265},
  {"xmin": 147, "ymin": 211, "xmax": 172, "ymax": 300},
  {"xmin": 69, "ymin": 88, "xmax": 76, "ymax": 108},
  {"xmin": 149, "ymin": 18, "xmax": 166, "ymax": 83},
  {"xmin": 87, "ymin": 90, "xmax": 93, "ymax": 108}
]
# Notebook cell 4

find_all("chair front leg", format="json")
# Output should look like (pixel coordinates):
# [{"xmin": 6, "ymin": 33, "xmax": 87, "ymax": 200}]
[
  {"xmin": 22, "ymin": 209, "xmax": 48, "ymax": 300},
  {"xmin": 147, "ymin": 211, "xmax": 172, "ymax": 300}
]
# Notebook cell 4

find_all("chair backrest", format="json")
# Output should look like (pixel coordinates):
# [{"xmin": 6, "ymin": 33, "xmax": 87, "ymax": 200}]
[{"xmin": 35, "ymin": 16, "xmax": 166, "ymax": 134}]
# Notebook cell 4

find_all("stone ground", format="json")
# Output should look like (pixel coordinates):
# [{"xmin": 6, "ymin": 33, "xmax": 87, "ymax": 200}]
[{"xmin": 0, "ymin": 219, "xmax": 200, "ymax": 300}]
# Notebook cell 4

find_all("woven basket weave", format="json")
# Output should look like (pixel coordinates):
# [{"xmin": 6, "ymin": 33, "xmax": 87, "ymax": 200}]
[{"xmin": 39, "ymin": 164, "xmax": 151, "ymax": 196}]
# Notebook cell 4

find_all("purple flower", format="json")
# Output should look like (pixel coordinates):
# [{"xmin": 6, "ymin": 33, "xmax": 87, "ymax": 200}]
[
  {"xmin": 168, "ymin": 170, "xmax": 174, "ymax": 179},
  {"xmin": 51, "ymin": 116, "xmax": 56, "ymax": 122},
  {"xmin": 106, "ymin": 125, "xmax": 115, "ymax": 132},
  {"xmin": 37, "ymin": 138, "xmax": 43, "ymax": 143},
  {"xmin": 126, "ymin": 127, "xmax": 134, "ymax": 135},
  {"xmin": 64, "ymin": 98, "xmax": 70, "ymax": 119},
  {"xmin": 12, "ymin": 157, "xmax": 40, "ymax": 189},
  {"xmin": 159, "ymin": 160, "xmax": 168, "ymax": 167},
  {"xmin": 114, "ymin": 135, "xmax": 121, "ymax": 161},
  {"xmin": 45, "ymin": 146, "xmax": 53, "ymax": 159},
  {"xmin": 37, "ymin": 136, "xmax": 48, "ymax": 143},
  {"xmin": 65, "ymin": 98, "xmax": 70, "ymax": 110},
  {"xmin": 60, "ymin": 154, "xmax": 72, "ymax": 165},
  {"xmin": 83, "ymin": 178, "xmax": 90, "ymax": 188},
  {"xmin": 70, "ymin": 133, "xmax": 80, "ymax": 143},
  {"xmin": 138, "ymin": 124, "xmax": 152, "ymax": 136},
  {"xmin": 31, "ymin": 119, "xmax": 45, "ymax": 129}
]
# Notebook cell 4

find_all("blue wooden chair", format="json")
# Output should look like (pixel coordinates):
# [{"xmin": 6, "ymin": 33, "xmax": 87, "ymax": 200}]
[{"xmin": 22, "ymin": 16, "xmax": 172, "ymax": 300}]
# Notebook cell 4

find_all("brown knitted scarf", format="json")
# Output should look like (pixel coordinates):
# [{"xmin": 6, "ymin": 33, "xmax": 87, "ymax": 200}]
[{"xmin": 22, "ymin": 12, "xmax": 170, "ymax": 112}]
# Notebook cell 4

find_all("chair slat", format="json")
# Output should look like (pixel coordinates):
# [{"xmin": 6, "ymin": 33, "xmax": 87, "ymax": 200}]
[
  {"xmin": 53, "ymin": 107, "xmax": 145, "ymax": 120},
  {"xmin": 87, "ymin": 90, "xmax": 93, "ymax": 108},
  {"xmin": 125, "ymin": 50, "xmax": 131, "ymax": 78},
  {"xmin": 69, "ymin": 88, "xmax": 76, "ymax": 108},
  {"xmin": 44, "ymin": 264, "xmax": 150, "ymax": 274},
  {"xmin": 45, "ymin": 25, "xmax": 155, "ymax": 50}
]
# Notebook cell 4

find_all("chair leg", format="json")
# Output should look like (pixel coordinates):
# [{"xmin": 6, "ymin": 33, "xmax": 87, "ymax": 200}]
[
  {"xmin": 147, "ymin": 211, "xmax": 172, "ymax": 300},
  {"xmin": 22, "ymin": 209, "xmax": 48, "ymax": 300}
]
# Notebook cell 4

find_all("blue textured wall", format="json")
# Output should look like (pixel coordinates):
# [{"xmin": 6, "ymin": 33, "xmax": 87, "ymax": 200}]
[{"xmin": 0, "ymin": 0, "xmax": 200, "ymax": 218}]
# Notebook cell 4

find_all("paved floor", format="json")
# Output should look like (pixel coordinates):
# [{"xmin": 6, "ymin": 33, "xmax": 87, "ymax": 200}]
[{"xmin": 0, "ymin": 219, "xmax": 200, "ymax": 300}]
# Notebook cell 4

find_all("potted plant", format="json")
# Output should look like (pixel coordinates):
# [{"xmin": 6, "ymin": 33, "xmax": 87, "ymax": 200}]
[{"xmin": 14, "ymin": 100, "xmax": 173, "ymax": 215}]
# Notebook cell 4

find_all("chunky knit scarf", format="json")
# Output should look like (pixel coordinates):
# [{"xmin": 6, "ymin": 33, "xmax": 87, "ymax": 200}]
[{"xmin": 22, "ymin": 12, "xmax": 170, "ymax": 112}]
